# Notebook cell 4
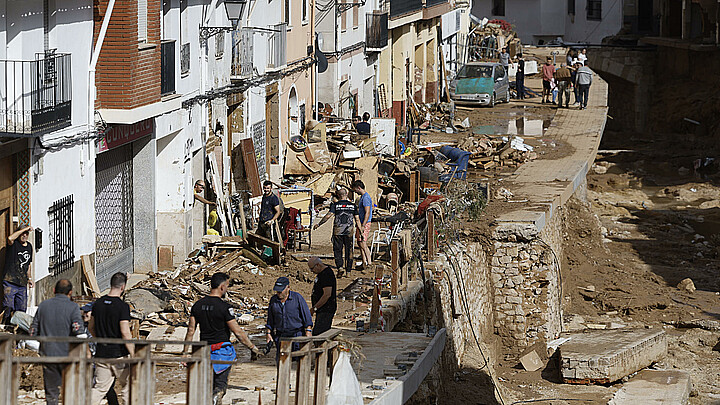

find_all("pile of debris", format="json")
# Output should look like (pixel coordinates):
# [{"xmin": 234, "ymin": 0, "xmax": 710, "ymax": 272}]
[{"xmin": 458, "ymin": 135, "xmax": 537, "ymax": 170}]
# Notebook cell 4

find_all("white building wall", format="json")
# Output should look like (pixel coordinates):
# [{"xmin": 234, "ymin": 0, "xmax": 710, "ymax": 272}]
[{"xmin": 565, "ymin": 0, "xmax": 624, "ymax": 44}]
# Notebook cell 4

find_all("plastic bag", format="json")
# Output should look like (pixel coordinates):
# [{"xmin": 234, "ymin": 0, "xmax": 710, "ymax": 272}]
[{"xmin": 326, "ymin": 351, "xmax": 363, "ymax": 405}]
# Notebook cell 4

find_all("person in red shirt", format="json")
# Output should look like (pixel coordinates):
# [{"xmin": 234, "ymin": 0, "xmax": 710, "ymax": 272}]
[{"xmin": 541, "ymin": 57, "xmax": 555, "ymax": 104}]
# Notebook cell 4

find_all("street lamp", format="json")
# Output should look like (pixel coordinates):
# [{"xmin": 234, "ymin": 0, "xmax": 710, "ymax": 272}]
[{"xmin": 199, "ymin": 0, "xmax": 247, "ymax": 40}]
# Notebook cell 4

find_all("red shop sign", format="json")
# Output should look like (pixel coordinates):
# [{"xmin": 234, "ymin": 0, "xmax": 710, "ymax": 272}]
[{"xmin": 97, "ymin": 119, "xmax": 154, "ymax": 153}]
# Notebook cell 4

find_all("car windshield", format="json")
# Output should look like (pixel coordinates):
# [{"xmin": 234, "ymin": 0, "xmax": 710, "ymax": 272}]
[{"xmin": 457, "ymin": 65, "xmax": 493, "ymax": 79}]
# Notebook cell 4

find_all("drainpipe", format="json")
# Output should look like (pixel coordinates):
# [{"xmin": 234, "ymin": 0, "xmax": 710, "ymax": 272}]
[
  {"xmin": 681, "ymin": 0, "xmax": 688, "ymax": 40},
  {"xmin": 89, "ymin": 0, "xmax": 117, "ymax": 132}
]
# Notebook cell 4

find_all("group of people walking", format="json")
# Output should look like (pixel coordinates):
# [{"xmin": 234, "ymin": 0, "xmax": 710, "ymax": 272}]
[{"xmin": 540, "ymin": 49, "xmax": 593, "ymax": 109}]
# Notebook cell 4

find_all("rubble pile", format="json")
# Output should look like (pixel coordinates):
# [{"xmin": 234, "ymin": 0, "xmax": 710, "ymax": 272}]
[{"xmin": 458, "ymin": 135, "xmax": 538, "ymax": 170}]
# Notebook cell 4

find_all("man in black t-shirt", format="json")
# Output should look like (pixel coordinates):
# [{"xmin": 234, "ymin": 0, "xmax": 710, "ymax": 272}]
[
  {"xmin": 184, "ymin": 272, "xmax": 262, "ymax": 404},
  {"xmin": 313, "ymin": 188, "xmax": 362, "ymax": 276},
  {"xmin": 89, "ymin": 272, "xmax": 133, "ymax": 405},
  {"xmin": 3, "ymin": 224, "xmax": 34, "ymax": 323},
  {"xmin": 308, "ymin": 257, "xmax": 337, "ymax": 335},
  {"xmin": 257, "ymin": 181, "xmax": 282, "ymax": 241}
]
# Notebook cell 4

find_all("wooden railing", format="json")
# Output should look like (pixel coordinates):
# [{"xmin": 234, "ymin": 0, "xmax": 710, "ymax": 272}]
[
  {"xmin": 0, "ymin": 335, "xmax": 212, "ymax": 405},
  {"xmin": 276, "ymin": 329, "xmax": 342, "ymax": 405}
]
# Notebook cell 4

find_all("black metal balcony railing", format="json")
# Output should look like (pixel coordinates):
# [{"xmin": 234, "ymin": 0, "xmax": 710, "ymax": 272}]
[
  {"xmin": 366, "ymin": 12, "xmax": 389, "ymax": 50},
  {"xmin": 0, "ymin": 53, "xmax": 71, "ymax": 136},
  {"xmin": 390, "ymin": 0, "xmax": 422, "ymax": 18},
  {"xmin": 426, "ymin": 0, "xmax": 448, "ymax": 7},
  {"xmin": 161, "ymin": 40, "xmax": 176, "ymax": 96}
]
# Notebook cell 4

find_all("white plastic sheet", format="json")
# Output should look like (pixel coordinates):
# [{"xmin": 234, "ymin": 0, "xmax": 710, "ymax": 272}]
[{"xmin": 326, "ymin": 351, "xmax": 363, "ymax": 405}]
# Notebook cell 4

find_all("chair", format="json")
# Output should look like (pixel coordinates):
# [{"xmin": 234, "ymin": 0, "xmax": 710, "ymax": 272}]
[
  {"xmin": 370, "ymin": 220, "xmax": 406, "ymax": 260},
  {"xmin": 438, "ymin": 146, "xmax": 471, "ymax": 182}
]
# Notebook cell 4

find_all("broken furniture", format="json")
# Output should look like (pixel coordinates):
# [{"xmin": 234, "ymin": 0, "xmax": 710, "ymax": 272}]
[{"xmin": 438, "ymin": 146, "xmax": 471, "ymax": 182}]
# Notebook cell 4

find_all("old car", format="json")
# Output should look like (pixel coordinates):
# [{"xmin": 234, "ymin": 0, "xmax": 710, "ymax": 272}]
[{"xmin": 449, "ymin": 62, "xmax": 510, "ymax": 107}]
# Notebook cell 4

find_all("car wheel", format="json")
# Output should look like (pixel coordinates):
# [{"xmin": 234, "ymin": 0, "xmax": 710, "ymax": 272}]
[{"xmin": 490, "ymin": 93, "xmax": 496, "ymax": 107}]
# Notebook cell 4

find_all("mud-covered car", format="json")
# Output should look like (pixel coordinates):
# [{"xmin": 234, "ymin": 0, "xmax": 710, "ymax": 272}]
[{"xmin": 449, "ymin": 62, "xmax": 510, "ymax": 107}]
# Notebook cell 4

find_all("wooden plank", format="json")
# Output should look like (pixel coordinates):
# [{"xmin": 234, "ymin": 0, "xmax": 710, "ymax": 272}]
[
  {"xmin": 391, "ymin": 240, "xmax": 399, "ymax": 296},
  {"xmin": 246, "ymin": 232, "xmax": 281, "ymax": 265},
  {"xmin": 295, "ymin": 342, "xmax": 312, "ymax": 405},
  {"xmin": 81, "ymin": 255, "xmax": 100, "ymax": 298},
  {"xmin": 409, "ymin": 171, "xmax": 418, "ymax": 202},
  {"xmin": 276, "ymin": 341, "xmax": 293, "ymax": 405},
  {"xmin": 313, "ymin": 341, "xmax": 329, "ymax": 405},
  {"xmin": 241, "ymin": 138, "xmax": 262, "ymax": 197},
  {"xmin": 428, "ymin": 212, "xmax": 436, "ymax": 260},
  {"xmin": 369, "ymin": 265, "xmax": 384, "ymax": 331}
]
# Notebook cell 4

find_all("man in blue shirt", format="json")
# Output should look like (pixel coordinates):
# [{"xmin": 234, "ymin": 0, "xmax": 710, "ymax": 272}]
[
  {"xmin": 265, "ymin": 277, "xmax": 312, "ymax": 359},
  {"xmin": 352, "ymin": 180, "xmax": 373, "ymax": 269}
]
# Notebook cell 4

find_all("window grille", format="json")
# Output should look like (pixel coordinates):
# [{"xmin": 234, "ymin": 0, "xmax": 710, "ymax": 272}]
[{"xmin": 48, "ymin": 195, "xmax": 74, "ymax": 275}]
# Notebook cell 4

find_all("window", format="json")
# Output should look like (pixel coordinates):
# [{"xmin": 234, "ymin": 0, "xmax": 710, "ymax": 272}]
[
  {"xmin": 181, "ymin": 43, "xmax": 190, "ymax": 74},
  {"xmin": 48, "ymin": 195, "xmax": 74, "ymax": 275},
  {"xmin": 342, "ymin": 7, "xmax": 347, "ymax": 31},
  {"xmin": 492, "ymin": 0, "xmax": 505, "ymax": 16},
  {"xmin": 302, "ymin": 0, "xmax": 308, "ymax": 23},
  {"xmin": 568, "ymin": 0, "xmax": 575, "ymax": 15},
  {"xmin": 138, "ymin": 0, "xmax": 148, "ymax": 42},
  {"xmin": 215, "ymin": 33, "xmax": 225, "ymax": 58},
  {"xmin": 285, "ymin": 0, "xmax": 290, "ymax": 26},
  {"xmin": 353, "ymin": 6, "xmax": 359, "ymax": 28},
  {"xmin": 587, "ymin": 0, "xmax": 602, "ymax": 20}
]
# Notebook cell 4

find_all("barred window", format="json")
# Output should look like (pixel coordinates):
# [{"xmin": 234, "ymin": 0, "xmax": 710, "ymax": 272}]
[
  {"xmin": 587, "ymin": 0, "xmax": 602, "ymax": 21},
  {"xmin": 48, "ymin": 195, "xmax": 74, "ymax": 275}
]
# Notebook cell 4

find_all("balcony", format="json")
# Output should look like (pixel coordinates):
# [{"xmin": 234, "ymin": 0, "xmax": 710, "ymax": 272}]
[
  {"xmin": 161, "ymin": 40, "xmax": 176, "ymax": 96},
  {"xmin": 425, "ymin": 0, "xmax": 447, "ymax": 7},
  {"xmin": 390, "ymin": 0, "xmax": 422, "ymax": 18},
  {"xmin": 366, "ymin": 12, "xmax": 389, "ymax": 51},
  {"xmin": 267, "ymin": 23, "xmax": 287, "ymax": 70},
  {"xmin": 0, "ymin": 53, "xmax": 71, "ymax": 136}
]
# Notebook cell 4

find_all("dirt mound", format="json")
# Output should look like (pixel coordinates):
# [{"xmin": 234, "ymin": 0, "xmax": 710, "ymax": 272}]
[{"xmin": 15, "ymin": 348, "xmax": 42, "ymax": 391}]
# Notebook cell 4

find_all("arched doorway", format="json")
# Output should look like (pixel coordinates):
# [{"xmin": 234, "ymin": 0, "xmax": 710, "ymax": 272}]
[{"xmin": 288, "ymin": 87, "xmax": 299, "ymax": 138}]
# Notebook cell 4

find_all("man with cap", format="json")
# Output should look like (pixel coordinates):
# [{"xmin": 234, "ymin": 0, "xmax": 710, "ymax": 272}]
[
  {"xmin": 308, "ymin": 257, "xmax": 336, "ymax": 335},
  {"xmin": 29, "ymin": 279, "xmax": 84, "ymax": 405},
  {"xmin": 184, "ymin": 272, "xmax": 263, "ymax": 405},
  {"xmin": 265, "ymin": 277, "xmax": 313, "ymax": 359}
]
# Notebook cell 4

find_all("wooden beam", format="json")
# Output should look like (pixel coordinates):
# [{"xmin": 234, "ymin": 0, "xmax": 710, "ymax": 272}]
[
  {"xmin": 369, "ymin": 264, "xmax": 384, "ymax": 331},
  {"xmin": 246, "ymin": 232, "xmax": 281, "ymax": 264},
  {"xmin": 186, "ymin": 344, "xmax": 211, "ymax": 405},
  {"xmin": 295, "ymin": 341, "xmax": 312, "ymax": 405},
  {"xmin": 409, "ymin": 171, "xmax": 418, "ymax": 202},
  {"xmin": 391, "ymin": 240, "xmax": 399, "ymax": 297},
  {"xmin": 313, "ymin": 341, "xmax": 329, "ymax": 405},
  {"xmin": 130, "ymin": 343, "xmax": 154, "ymax": 405},
  {"xmin": 62, "ymin": 341, "xmax": 90, "ymax": 405},
  {"xmin": 276, "ymin": 341, "xmax": 293, "ymax": 405},
  {"xmin": 81, "ymin": 255, "xmax": 100, "ymax": 298},
  {"xmin": 427, "ymin": 212, "xmax": 436, "ymax": 260}
]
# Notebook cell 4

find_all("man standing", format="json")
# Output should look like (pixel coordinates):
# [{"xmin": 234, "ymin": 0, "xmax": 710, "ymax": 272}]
[
  {"xmin": 265, "ymin": 277, "xmax": 312, "ymax": 359},
  {"xmin": 257, "ymin": 181, "xmax": 282, "ymax": 241},
  {"xmin": 3, "ymin": 224, "xmax": 33, "ymax": 323},
  {"xmin": 515, "ymin": 54, "xmax": 526, "ymax": 100},
  {"xmin": 356, "ymin": 112, "xmax": 371, "ymax": 135},
  {"xmin": 351, "ymin": 180, "xmax": 373, "ymax": 269},
  {"xmin": 308, "ymin": 257, "xmax": 337, "ymax": 336},
  {"xmin": 554, "ymin": 63, "xmax": 572, "ymax": 108},
  {"xmin": 541, "ymin": 57, "xmax": 555, "ymax": 104},
  {"xmin": 185, "ymin": 272, "xmax": 262, "ymax": 404},
  {"xmin": 578, "ymin": 48, "xmax": 588, "ymax": 65},
  {"xmin": 313, "ymin": 188, "xmax": 361, "ymax": 276},
  {"xmin": 576, "ymin": 61, "xmax": 593, "ymax": 110},
  {"xmin": 499, "ymin": 47, "xmax": 510, "ymax": 74},
  {"xmin": 89, "ymin": 272, "xmax": 133, "ymax": 405},
  {"xmin": 29, "ymin": 279, "xmax": 83, "ymax": 405}
]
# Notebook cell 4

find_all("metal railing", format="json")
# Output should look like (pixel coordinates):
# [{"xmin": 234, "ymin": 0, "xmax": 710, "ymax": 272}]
[
  {"xmin": 161, "ymin": 40, "xmax": 176, "ymax": 96},
  {"xmin": 268, "ymin": 23, "xmax": 287, "ymax": 69},
  {"xmin": 0, "ymin": 335, "xmax": 212, "ymax": 405},
  {"xmin": 276, "ymin": 329, "xmax": 342, "ymax": 405},
  {"xmin": 366, "ymin": 12, "xmax": 389, "ymax": 51},
  {"xmin": 389, "ymin": 0, "xmax": 422, "ymax": 18},
  {"xmin": 48, "ymin": 195, "xmax": 74, "ymax": 275},
  {"xmin": 0, "ymin": 52, "xmax": 72, "ymax": 136}
]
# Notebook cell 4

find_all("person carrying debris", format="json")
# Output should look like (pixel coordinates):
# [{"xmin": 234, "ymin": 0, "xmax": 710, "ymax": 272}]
[
  {"xmin": 351, "ymin": 180, "xmax": 373, "ymax": 269},
  {"xmin": 356, "ymin": 112, "xmax": 371, "ymax": 135},
  {"xmin": 308, "ymin": 257, "xmax": 337, "ymax": 336},
  {"xmin": 554, "ymin": 63, "xmax": 572, "ymax": 108},
  {"xmin": 313, "ymin": 188, "xmax": 362, "ymax": 276},
  {"xmin": 257, "ymin": 180, "xmax": 283, "ymax": 241},
  {"xmin": 541, "ymin": 57, "xmax": 555, "ymax": 104},
  {"xmin": 89, "ymin": 272, "xmax": 133, "ymax": 405},
  {"xmin": 515, "ymin": 54, "xmax": 526, "ymax": 100},
  {"xmin": 184, "ymin": 272, "xmax": 263, "ymax": 405},
  {"xmin": 3, "ymin": 224, "xmax": 33, "ymax": 324},
  {"xmin": 265, "ymin": 277, "xmax": 313, "ymax": 360},
  {"xmin": 29, "ymin": 279, "xmax": 84, "ymax": 405},
  {"xmin": 576, "ymin": 61, "xmax": 593, "ymax": 110}
]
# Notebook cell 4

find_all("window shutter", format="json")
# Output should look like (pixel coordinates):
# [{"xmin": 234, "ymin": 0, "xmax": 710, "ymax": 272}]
[{"xmin": 139, "ymin": 0, "xmax": 148, "ymax": 42}]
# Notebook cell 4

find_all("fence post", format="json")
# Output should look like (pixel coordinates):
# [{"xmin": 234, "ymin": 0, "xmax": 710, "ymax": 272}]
[
  {"xmin": 276, "ymin": 340, "xmax": 293, "ymax": 405},
  {"xmin": 391, "ymin": 240, "xmax": 399, "ymax": 297},
  {"xmin": 295, "ymin": 341, "xmax": 312, "ymax": 405},
  {"xmin": 427, "ymin": 212, "xmax": 436, "ymax": 260},
  {"xmin": 0, "ymin": 339, "xmax": 17, "ymax": 405},
  {"xmin": 63, "ymin": 341, "xmax": 91, "ymax": 405},
  {"xmin": 313, "ymin": 341, "xmax": 329, "ymax": 405},
  {"xmin": 369, "ymin": 264, "xmax": 384, "ymax": 331},
  {"xmin": 187, "ymin": 344, "xmax": 211, "ymax": 405},
  {"xmin": 130, "ymin": 342, "xmax": 154, "ymax": 405}
]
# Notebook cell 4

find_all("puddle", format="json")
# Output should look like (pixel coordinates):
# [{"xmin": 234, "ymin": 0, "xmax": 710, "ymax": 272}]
[{"xmin": 473, "ymin": 118, "xmax": 552, "ymax": 137}]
